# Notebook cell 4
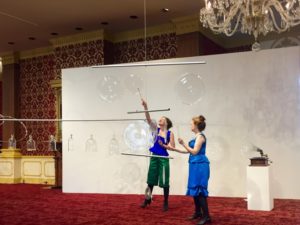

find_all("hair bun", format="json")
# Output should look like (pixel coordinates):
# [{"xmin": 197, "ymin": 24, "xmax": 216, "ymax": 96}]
[{"xmin": 199, "ymin": 115, "xmax": 206, "ymax": 122}]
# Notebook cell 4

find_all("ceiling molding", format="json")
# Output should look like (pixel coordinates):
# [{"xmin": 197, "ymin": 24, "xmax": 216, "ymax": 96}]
[
  {"xmin": 0, "ymin": 52, "xmax": 19, "ymax": 65},
  {"xmin": 50, "ymin": 29, "xmax": 105, "ymax": 47},
  {"xmin": 19, "ymin": 46, "xmax": 54, "ymax": 60},
  {"xmin": 172, "ymin": 14, "xmax": 200, "ymax": 35}
]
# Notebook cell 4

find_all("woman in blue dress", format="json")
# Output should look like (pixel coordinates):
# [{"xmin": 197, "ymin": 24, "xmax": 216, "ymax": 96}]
[{"xmin": 160, "ymin": 115, "xmax": 211, "ymax": 225}]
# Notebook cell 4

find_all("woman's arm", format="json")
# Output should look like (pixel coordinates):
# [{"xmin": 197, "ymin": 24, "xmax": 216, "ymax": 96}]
[
  {"xmin": 141, "ymin": 99, "xmax": 156, "ymax": 128},
  {"xmin": 159, "ymin": 139, "xmax": 188, "ymax": 154},
  {"xmin": 172, "ymin": 147, "xmax": 189, "ymax": 154},
  {"xmin": 168, "ymin": 132, "xmax": 175, "ymax": 148},
  {"xmin": 179, "ymin": 135, "xmax": 205, "ymax": 155}
]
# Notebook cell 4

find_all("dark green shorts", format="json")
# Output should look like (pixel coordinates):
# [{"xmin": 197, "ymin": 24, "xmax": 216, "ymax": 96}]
[{"xmin": 147, "ymin": 157, "xmax": 170, "ymax": 188}]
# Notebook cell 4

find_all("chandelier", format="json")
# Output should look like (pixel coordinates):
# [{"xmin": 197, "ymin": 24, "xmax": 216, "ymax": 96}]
[{"xmin": 200, "ymin": 0, "xmax": 300, "ymax": 50}]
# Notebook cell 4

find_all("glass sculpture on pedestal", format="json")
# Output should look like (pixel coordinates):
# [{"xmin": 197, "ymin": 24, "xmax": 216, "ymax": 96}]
[
  {"xmin": 8, "ymin": 134, "xmax": 16, "ymax": 149},
  {"xmin": 49, "ymin": 135, "xmax": 57, "ymax": 151},
  {"xmin": 26, "ymin": 135, "xmax": 36, "ymax": 151}
]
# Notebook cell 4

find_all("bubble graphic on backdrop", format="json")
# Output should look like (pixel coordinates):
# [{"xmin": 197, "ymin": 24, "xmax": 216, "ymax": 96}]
[
  {"xmin": 206, "ymin": 136, "xmax": 228, "ymax": 162},
  {"xmin": 175, "ymin": 73, "xmax": 205, "ymax": 105},
  {"xmin": 108, "ymin": 134, "xmax": 120, "ymax": 155},
  {"xmin": 124, "ymin": 74, "xmax": 144, "ymax": 95},
  {"xmin": 85, "ymin": 135, "xmax": 98, "ymax": 152},
  {"xmin": 116, "ymin": 162, "xmax": 143, "ymax": 194},
  {"xmin": 97, "ymin": 75, "xmax": 122, "ymax": 103},
  {"xmin": 123, "ymin": 120, "xmax": 157, "ymax": 152},
  {"xmin": 120, "ymin": 162, "xmax": 142, "ymax": 184},
  {"xmin": 240, "ymin": 140, "xmax": 257, "ymax": 158},
  {"xmin": 68, "ymin": 134, "xmax": 75, "ymax": 152}
]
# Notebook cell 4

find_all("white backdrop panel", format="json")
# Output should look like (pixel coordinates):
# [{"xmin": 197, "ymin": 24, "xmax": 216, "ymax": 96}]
[{"xmin": 62, "ymin": 46, "xmax": 300, "ymax": 199}]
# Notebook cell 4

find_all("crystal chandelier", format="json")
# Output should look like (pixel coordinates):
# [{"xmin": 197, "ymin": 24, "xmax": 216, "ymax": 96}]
[{"xmin": 200, "ymin": 0, "xmax": 300, "ymax": 50}]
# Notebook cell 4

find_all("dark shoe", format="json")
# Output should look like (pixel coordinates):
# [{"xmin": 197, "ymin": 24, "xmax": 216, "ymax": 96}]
[
  {"xmin": 163, "ymin": 201, "xmax": 168, "ymax": 212},
  {"xmin": 140, "ymin": 199, "xmax": 151, "ymax": 208},
  {"xmin": 197, "ymin": 217, "xmax": 211, "ymax": 225},
  {"xmin": 187, "ymin": 213, "xmax": 202, "ymax": 220}
]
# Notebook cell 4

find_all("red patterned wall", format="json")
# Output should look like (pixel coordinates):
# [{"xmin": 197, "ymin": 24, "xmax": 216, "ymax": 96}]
[
  {"xmin": 17, "ymin": 40, "xmax": 104, "ymax": 154},
  {"xmin": 54, "ymin": 40, "xmax": 104, "ymax": 77},
  {"xmin": 114, "ymin": 33, "xmax": 177, "ymax": 63},
  {"xmin": 19, "ymin": 55, "xmax": 56, "ymax": 155}
]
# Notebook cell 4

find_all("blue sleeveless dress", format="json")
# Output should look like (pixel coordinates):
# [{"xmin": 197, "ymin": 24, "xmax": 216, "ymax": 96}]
[
  {"xmin": 149, "ymin": 128, "xmax": 170, "ymax": 156},
  {"xmin": 186, "ymin": 133, "xmax": 210, "ymax": 197}
]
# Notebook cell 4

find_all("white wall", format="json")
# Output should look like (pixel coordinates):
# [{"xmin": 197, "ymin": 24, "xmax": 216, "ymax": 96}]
[{"xmin": 62, "ymin": 46, "xmax": 300, "ymax": 199}]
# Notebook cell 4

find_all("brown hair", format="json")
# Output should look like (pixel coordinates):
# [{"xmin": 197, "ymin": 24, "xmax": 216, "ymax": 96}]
[
  {"xmin": 163, "ymin": 117, "xmax": 173, "ymax": 130},
  {"xmin": 192, "ymin": 115, "xmax": 206, "ymax": 132}
]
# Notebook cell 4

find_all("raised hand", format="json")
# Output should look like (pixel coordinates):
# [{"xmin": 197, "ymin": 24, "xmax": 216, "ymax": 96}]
[{"xmin": 141, "ymin": 98, "xmax": 148, "ymax": 109}]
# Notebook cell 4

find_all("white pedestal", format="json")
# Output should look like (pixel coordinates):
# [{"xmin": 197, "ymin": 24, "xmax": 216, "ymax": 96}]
[{"xmin": 247, "ymin": 165, "xmax": 273, "ymax": 211}]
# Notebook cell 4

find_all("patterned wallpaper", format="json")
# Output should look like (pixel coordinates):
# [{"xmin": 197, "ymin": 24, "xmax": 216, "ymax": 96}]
[
  {"xmin": 54, "ymin": 40, "xmax": 104, "ymax": 78},
  {"xmin": 19, "ymin": 55, "xmax": 56, "ymax": 155},
  {"xmin": 114, "ymin": 33, "xmax": 177, "ymax": 63},
  {"xmin": 17, "ymin": 40, "xmax": 104, "ymax": 154}
]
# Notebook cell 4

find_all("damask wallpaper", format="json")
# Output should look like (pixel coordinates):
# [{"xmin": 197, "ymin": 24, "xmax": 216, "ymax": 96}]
[
  {"xmin": 19, "ymin": 55, "xmax": 56, "ymax": 155},
  {"xmin": 114, "ymin": 33, "xmax": 177, "ymax": 63},
  {"xmin": 54, "ymin": 40, "xmax": 104, "ymax": 78},
  {"xmin": 18, "ymin": 40, "xmax": 105, "ymax": 154}
]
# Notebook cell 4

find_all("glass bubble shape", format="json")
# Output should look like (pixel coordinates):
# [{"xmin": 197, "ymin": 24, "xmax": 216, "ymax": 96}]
[
  {"xmin": 0, "ymin": 114, "xmax": 28, "ymax": 143},
  {"xmin": 108, "ymin": 134, "xmax": 120, "ymax": 155},
  {"xmin": 148, "ymin": 120, "xmax": 158, "ymax": 148},
  {"xmin": 149, "ymin": 119, "xmax": 158, "ymax": 144},
  {"xmin": 124, "ymin": 73, "xmax": 144, "ymax": 95},
  {"xmin": 123, "ymin": 121, "xmax": 157, "ymax": 151},
  {"xmin": 97, "ymin": 75, "xmax": 122, "ymax": 103},
  {"xmin": 252, "ymin": 42, "xmax": 261, "ymax": 52},
  {"xmin": 175, "ymin": 73, "xmax": 205, "ymax": 105}
]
